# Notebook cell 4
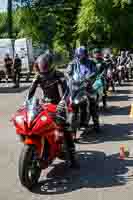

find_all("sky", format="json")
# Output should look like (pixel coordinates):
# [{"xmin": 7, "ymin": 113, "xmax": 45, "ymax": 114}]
[
  {"xmin": 0, "ymin": 0, "xmax": 20, "ymax": 12},
  {"xmin": 0, "ymin": 0, "xmax": 7, "ymax": 11}
]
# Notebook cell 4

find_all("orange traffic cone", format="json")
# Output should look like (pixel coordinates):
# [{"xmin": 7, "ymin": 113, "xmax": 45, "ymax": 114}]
[
  {"xmin": 119, "ymin": 145, "xmax": 126, "ymax": 160},
  {"xmin": 129, "ymin": 104, "xmax": 133, "ymax": 118}
]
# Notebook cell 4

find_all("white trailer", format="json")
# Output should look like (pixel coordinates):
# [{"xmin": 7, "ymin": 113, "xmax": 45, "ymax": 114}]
[
  {"xmin": 0, "ymin": 38, "xmax": 34, "ymax": 72},
  {"xmin": 0, "ymin": 39, "xmax": 14, "ymax": 70},
  {"xmin": 14, "ymin": 38, "xmax": 34, "ymax": 72}
]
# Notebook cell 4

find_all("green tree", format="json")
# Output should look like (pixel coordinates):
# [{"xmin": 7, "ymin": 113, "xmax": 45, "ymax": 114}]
[
  {"xmin": 77, "ymin": 0, "xmax": 133, "ymax": 47},
  {"xmin": 0, "ymin": 12, "xmax": 9, "ymax": 38},
  {"xmin": 53, "ymin": 0, "xmax": 80, "ymax": 57}
]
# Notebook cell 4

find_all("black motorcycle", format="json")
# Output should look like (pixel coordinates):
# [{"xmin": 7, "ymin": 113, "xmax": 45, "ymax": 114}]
[{"xmin": 69, "ymin": 78, "xmax": 91, "ymax": 133}]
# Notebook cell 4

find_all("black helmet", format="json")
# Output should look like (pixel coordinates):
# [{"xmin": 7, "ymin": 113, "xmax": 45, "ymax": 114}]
[
  {"xmin": 36, "ymin": 51, "xmax": 53, "ymax": 73},
  {"xmin": 75, "ymin": 46, "xmax": 88, "ymax": 58}
]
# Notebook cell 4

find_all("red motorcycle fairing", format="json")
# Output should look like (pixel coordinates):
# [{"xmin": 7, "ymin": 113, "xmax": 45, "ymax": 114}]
[
  {"xmin": 24, "ymin": 132, "xmax": 62, "ymax": 162},
  {"xmin": 42, "ymin": 102, "xmax": 73, "ymax": 112},
  {"xmin": 41, "ymin": 103, "xmax": 57, "ymax": 113},
  {"xmin": 12, "ymin": 104, "xmax": 57, "ymax": 136},
  {"xmin": 12, "ymin": 102, "xmax": 73, "ymax": 135},
  {"xmin": 11, "ymin": 103, "xmax": 64, "ymax": 160},
  {"xmin": 11, "ymin": 100, "xmax": 75, "ymax": 189}
]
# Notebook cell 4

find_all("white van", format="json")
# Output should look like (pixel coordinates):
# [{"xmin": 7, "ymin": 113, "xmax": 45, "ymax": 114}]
[{"xmin": 0, "ymin": 39, "xmax": 14, "ymax": 70}]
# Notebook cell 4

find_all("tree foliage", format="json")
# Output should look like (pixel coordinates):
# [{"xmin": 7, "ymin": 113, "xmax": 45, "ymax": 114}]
[
  {"xmin": 77, "ymin": 0, "xmax": 133, "ymax": 47},
  {"xmin": 0, "ymin": 0, "xmax": 133, "ymax": 55},
  {"xmin": 0, "ymin": 12, "xmax": 9, "ymax": 38}
]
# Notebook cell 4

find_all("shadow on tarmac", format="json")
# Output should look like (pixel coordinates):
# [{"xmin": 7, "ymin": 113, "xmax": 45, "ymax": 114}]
[
  {"xmin": 0, "ymin": 86, "xmax": 29, "ymax": 94},
  {"xmin": 31, "ymin": 150, "xmax": 133, "ymax": 195},
  {"xmin": 75, "ymin": 122, "xmax": 133, "ymax": 145},
  {"xmin": 102, "ymin": 105, "xmax": 130, "ymax": 116}
]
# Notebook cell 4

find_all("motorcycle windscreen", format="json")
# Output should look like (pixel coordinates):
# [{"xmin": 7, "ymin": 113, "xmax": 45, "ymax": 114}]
[
  {"xmin": 27, "ymin": 110, "xmax": 38, "ymax": 125},
  {"xmin": 69, "ymin": 79, "xmax": 86, "ymax": 101},
  {"xmin": 26, "ymin": 97, "xmax": 42, "ymax": 127}
]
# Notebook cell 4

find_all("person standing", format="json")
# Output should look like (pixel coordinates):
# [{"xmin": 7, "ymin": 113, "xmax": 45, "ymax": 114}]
[
  {"xmin": 4, "ymin": 53, "xmax": 13, "ymax": 85},
  {"xmin": 13, "ymin": 54, "xmax": 22, "ymax": 88}
]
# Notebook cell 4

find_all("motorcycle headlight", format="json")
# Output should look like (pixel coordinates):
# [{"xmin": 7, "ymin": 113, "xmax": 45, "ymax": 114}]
[
  {"xmin": 15, "ymin": 116, "xmax": 24, "ymax": 124},
  {"xmin": 74, "ymin": 99, "xmax": 79, "ymax": 105}
]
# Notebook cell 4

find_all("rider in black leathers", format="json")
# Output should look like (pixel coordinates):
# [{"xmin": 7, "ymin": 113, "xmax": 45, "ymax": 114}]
[
  {"xmin": 117, "ymin": 50, "xmax": 127, "ymax": 66},
  {"xmin": 117, "ymin": 50, "xmax": 129, "ymax": 81},
  {"xmin": 125, "ymin": 51, "xmax": 133, "ymax": 79},
  {"xmin": 27, "ymin": 51, "xmax": 78, "ymax": 168},
  {"xmin": 104, "ymin": 53, "xmax": 115, "ymax": 92}
]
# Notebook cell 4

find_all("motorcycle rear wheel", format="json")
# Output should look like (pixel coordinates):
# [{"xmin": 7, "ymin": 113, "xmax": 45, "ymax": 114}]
[{"xmin": 18, "ymin": 145, "xmax": 41, "ymax": 190}]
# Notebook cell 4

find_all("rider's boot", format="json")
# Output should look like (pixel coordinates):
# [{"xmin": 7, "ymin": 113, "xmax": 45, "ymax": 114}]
[
  {"xmin": 90, "ymin": 99, "xmax": 101, "ymax": 133},
  {"xmin": 64, "ymin": 130, "xmax": 79, "ymax": 169},
  {"xmin": 80, "ymin": 102, "xmax": 89, "ymax": 128},
  {"xmin": 102, "ymin": 95, "xmax": 107, "ymax": 110},
  {"xmin": 111, "ymin": 82, "xmax": 115, "ymax": 92},
  {"xmin": 93, "ymin": 122, "xmax": 101, "ymax": 133},
  {"xmin": 92, "ymin": 113, "xmax": 101, "ymax": 133}
]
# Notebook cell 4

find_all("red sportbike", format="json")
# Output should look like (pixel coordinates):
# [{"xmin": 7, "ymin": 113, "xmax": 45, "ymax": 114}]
[{"xmin": 11, "ymin": 97, "xmax": 73, "ymax": 190}]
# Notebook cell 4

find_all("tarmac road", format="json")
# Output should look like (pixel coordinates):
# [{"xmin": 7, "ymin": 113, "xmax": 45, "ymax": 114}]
[{"xmin": 0, "ymin": 80, "xmax": 133, "ymax": 200}]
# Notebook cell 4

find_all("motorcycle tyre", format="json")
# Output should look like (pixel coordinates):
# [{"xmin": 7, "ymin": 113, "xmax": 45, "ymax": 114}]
[{"xmin": 18, "ymin": 144, "xmax": 41, "ymax": 190}]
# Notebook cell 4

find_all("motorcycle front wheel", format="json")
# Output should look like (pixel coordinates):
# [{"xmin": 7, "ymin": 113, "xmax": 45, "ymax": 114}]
[{"xmin": 18, "ymin": 145, "xmax": 41, "ymax": 190}]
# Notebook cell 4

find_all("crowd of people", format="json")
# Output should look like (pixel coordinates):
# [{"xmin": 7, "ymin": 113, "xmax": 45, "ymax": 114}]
[
  {"xmin": 1, "ymin": 47, "xmax": 132, "ymax": 167},
  {"xmin": 1, "ymin": 47, "xmax": 132, "ymax": 168},
  {"xmin": 24, "ymin": 47, "xmax": 133, "ymax": 168},
  {"xmin": 1, "ymin": 48, "xmax": 133, "ymax": 90}
]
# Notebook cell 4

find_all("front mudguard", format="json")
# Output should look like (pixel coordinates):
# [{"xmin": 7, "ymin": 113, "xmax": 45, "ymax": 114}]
[{"xmin": 24, "ymin": 136, "xmax": 43, "ymax": 158}]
